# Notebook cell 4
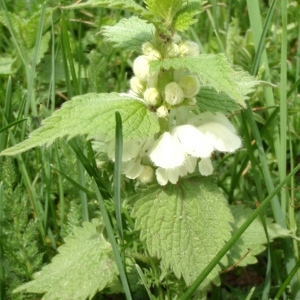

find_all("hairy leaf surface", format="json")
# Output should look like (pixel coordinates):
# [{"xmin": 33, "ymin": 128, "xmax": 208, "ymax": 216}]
[
  {"xmin": 132, "ymin": 176, "xmax": 233, "ymax": 288},
  {"xmin": 145, "ymin": 0, "xmax": 182, "ymax": 26},
  {"xmin": 173, "ymin": 0, "xmax": 203, "ymax": 32},
  {"xmin": 151, "ymin": 55, "xmax": 257, "ymax": 106},
  {"xmin": 1, "ymin": 93, "xmax": 159, "ymax": 156},
  {"xmin": 197, "ymin": 87, "xmax": 241, "ymax": 114},
  {"xmin": 102, "ymin": 17, "xmax": 155, "ymax": 52},
  {"xmin": 14, "ymin": 219, "xmax": 118, "ymax": 300}
]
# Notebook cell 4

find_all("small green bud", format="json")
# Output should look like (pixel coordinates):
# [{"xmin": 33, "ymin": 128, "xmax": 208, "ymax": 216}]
[
  {"xmin": 165, "ymin": 82, "xmax": 184, "ymax": 105},
  {"xmin": 178, "ymin": 75, "xmax": 201, "ymax": 98},
  {"xmin": 144, "ymin": 88, "xmax": 161, "ymax": 106}
]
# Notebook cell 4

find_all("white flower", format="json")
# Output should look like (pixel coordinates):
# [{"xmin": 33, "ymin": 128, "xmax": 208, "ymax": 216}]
[
  {"xmin": 149, "ymin": 132, "xmax": 185, "ymax": 169},
  {"xmin": 107, "ymin": 138, "xmax": 154, "ymax": 180},
  {"xmin": 156, "ymin": 156, "xmax": 197, "ymax": 185},
  {"xmin": 189, "ymin": 112, "xmax": 242, "ymax": 153},
  {"xmin": 149, "ymin": 112, "xmax": 241, "ymax": 184}
]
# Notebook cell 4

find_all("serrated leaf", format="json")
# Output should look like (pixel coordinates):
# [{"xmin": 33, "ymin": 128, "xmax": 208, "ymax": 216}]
[
  {"xmin": 27, "ymin": 31, "xmax": 51, "ymax": 66},
  {"xmin": 197, "ymin": 87, "xmax": 241, "ymax": 114},
  {"xmin": 145, "ymin": 0, "xmax": 182, "ymax": 27},
  {"xmin": 1, "ymin": 93, "xmax": 160, "ymax": 156},
  {"xmin": 173, "ymin": 0, "xmax": 203, "ymax": 32},
  {"xmin": 222, "ymin": 206, "xmax": 294, "ymax": 268},
  {"xmin": 233, "ymin": 66, "xmax": 261, "ymax": 101},
  {"xmin": 132, "ymin": 176, "xmax": 234, "ymax": 289},
  {"xmin": 151, "ymin": 54, "xmax": 248, "ymax": 106},
  {"xmin": 62, "ymin": 0, "xmax": 148, "ymax": 16},
  {"xmin": 101, "ymin": 17, "xmax": 155, "ymax": 52},
  {"xmin": 14, "ymin": 219, "xmax": 118, "ymax": 300}
]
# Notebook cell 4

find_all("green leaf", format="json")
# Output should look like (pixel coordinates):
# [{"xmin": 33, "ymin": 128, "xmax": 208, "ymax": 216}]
[
  {"xmin": 222, "ymin": 206, "xmax": 294, "ymax": 268},
  {"xmin": 173, "ymin": 0, "xmax": 203, "ymax": 32},
  {"xmin": 101, "ymin": 17, "xmax": 155, "ymax": 52},
  {"xmin": 27, "ymin": 31, "xmax": 51, "ymax": 66},
  {"xmin": 197, "ymin": 87, "xmax": 241, "ymax": 114},
  {"xmin": 1, "ymin": 93, "xmax": 160, "ymax": 156},
  {"xmin": 151, "ymin": 54, "xmax": 256, "ymax": 106},
  {"xmin": 144, "ymin": 0, "xmax": 183, "ymax": 27},
  {"xmin": 0, "ymin": 55, "xmax": 16, "ymax": 75},
  {"xmin": 233, "ymin": 66, "xmax": 262, "ymax": 101},
  {"xmin": 14, "ymin": 219, "xmax": 118, "ymax": 300},
  {"xmin": 62, "ymin": 0, "xmax": 148, "ymax": 16},
  {"xmin": 132, "ymin": 176, "xmax": 234, "ymax": 289}
]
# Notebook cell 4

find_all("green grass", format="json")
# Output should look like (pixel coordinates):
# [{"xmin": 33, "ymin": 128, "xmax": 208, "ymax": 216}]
[{"xmin": 0, "ymin": 0, "xmax": 300, "ymax": 299}]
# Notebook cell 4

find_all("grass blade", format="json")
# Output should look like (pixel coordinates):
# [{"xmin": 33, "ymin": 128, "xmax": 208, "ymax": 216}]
[{"xmin": 114, "ymin": 111, "xmax": 124, "ymax": 242}]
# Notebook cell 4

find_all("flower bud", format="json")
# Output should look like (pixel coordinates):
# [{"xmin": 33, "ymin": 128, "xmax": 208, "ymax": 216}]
[
  {"xmin": 179, "ymin": 41, "xmax": 200, "ymax": 57},
  {"xmin": 156, "ymin": 105, "xmax": 169, "ymax": 118},
  {"xmin": 148, "ymin": 49, "xmax": 161, "ymax": 60},
  {"xmin": 165, "ymin": 82, "xmax": 184, "ymax": 105},
  {"xmin": 130, "ymin": 76, "xmax": 145, "ymax": 96},
  {"xmin": 165, "ymin": 43, "xmax": 179, "ymax": 57},
  {"xmin": 178, "ymin": 75, "xmax": 201, "ymax": 98},
  {"xmin": 133, "ymin": 55, "xmax": 150, "ymax": 81},
  {"xmin": 142, "ymin": 42, "xmax": 156, "ymax": 55},
  {"xmin": 138, "ymin": 165, "xmax": 154, "ymax": 184},
  {"xmin": 144, "ymin": 88, "xmax": 160, "ymax": 106}
]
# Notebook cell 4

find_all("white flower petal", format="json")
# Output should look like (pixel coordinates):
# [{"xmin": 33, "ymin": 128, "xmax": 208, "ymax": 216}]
[
  {"xmin": 183, "ymin": 156, "xmax": 198, "ymax": 173},
  {"xmin": 172, "ymin": 125, "xmax": 213, "ymax": 158},
  {"xmin": 198, "ymin": 157, "xmax": 214, "ymax": 176},
  {"xmin": 106, "ymin": 138, "xmax": 143, "ymax": 162},
  {"xmin": 123, "ymin": 159, "xmax": 144, "ymax": 179},
  {"xmin": 156, "ymin": 168, "xmax": 180, "ymax": 185},
  {"xmin": 197, "ymin": 123, "xmax": 241, "ymax": 152},
  {"xmin": 149, "ymin": 132, "xmax": 185, "ymax": 168},
  {"xmin": 189, "ymin": 112, "xmax": 242, "ymax": 153},
  {"xmin": 155, "ymin": 168, "xmax": 168, "ymax": 185}
]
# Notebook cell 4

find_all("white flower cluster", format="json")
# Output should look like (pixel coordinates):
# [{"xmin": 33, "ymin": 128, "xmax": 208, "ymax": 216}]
[
  {"xmin": 129, "ymin": 40, "xmax": 201, "ymax": 118},
  {"xmin": 106, "ymin": 39, "xmax": 242, "ymax": 185}
]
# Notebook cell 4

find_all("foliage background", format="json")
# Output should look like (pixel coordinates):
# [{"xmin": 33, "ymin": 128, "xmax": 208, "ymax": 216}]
[{"xmin": 0, "ymin": 0, "xmax": 300, "ymax": 299}]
